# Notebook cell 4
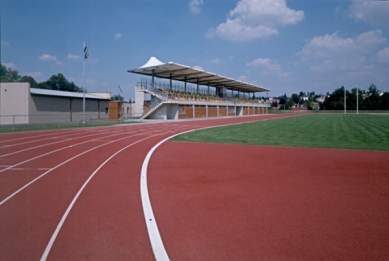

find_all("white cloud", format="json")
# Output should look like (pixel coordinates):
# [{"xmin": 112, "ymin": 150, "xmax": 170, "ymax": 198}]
[
  {"xmin": 377, "ymin": 47, "xmax": 389, "ymax": 63},
  {"xmin": 1, "ymin": 41, "xmax": 10, "ymax": 47},
  {"xmin": 189, "ymin": 0, "xmax": 203, "ymax": 15},
  {"xmin": 38, "ymin": 54, "xmax": 67, "ymax": 66},
  {"xmin": 238, "ymin": 75, "xmax": 248, "ymax": 82},
  {"xmin": 206, "ymin": 0, "xmax": 304, "ymax": 41},
  {"xmin": 3, "ymin": 62, "xmax": 16, "ymax": 69},
  {"xmin": 85, "ymin": 78, "xmax": 98, "ymax": 85},
  {"xmin": 39, "ymin": 54, "xmax": 58, "ymax": 62},
  {"xmin": 67, "ymin": 53, "xmax": 80, "ymax": 60},
  {"xmin": 115, "ymin": 33, "xmax": 122, "ymax": 39},
  {"xmin": 349, "ymin": 0, "xmax": 389, "ymax": 27},
  {"xmin": 297, "ymin": 30, "xmax": 388, "ymax": 89},
  {"xmin": 87, "ymin": 58, "xmax": 99, "ymax": 64},
  {"xmin": 299, "ymin": 30, "xmax": 386, "ymax": 64},
  {"xmin": 210, "ymin": 58, "xmax": 221, "ymax": 64},
  {"xmin": 24, "ymin": 72, "xmax": 44, "ymax": 80},
  {"xmin": 247, "ymin": 57, "xmax": 290, "ymax": 77},
  {"xmin": 193, "ymin": 65, "xmax": 204, "ymax": 70}
]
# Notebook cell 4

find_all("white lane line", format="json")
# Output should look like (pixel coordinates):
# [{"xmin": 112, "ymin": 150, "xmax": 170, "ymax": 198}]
[
  {"xmin": 0, "ymin": 130, "xmax": 141, "ymax": 174},
  {"xmin": 0, "ymin": 132, "xmax": 151, "ymax": 206},
  {"xmin": 140, "ymin": 128, "xmax": 209, "ymax": 261},
  {"xmin": 0, "ymin": 128, "xmax": 134, "ymax": 158},
  {"xmin": 0, "ymin": 131, "xmax": 94, "ymax": 148},
  {"xmin": 40, "ymin": 132, "xmax": 165, "ymax": 261},
  {"xmin": 140, "ymin": 116, "xmax": 290, "ymax": 261},
  {"xmin": 0, "ymin": 129, "xmax": 80, "ymax": 144},
  {"xmin": 8, "ymin": 168, "xmax": 51, "ymax": 171}
]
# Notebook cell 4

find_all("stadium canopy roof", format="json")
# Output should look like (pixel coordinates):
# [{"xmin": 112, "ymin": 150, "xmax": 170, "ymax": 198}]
[{"xmin": 128, "ymin": 57, "xmax": 270, "ymax": 93}]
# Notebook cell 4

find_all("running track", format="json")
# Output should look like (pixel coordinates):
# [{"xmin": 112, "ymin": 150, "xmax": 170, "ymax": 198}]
[{"xmin": 0, "ymin": 114, "xmax": 293, "ymax": 261}]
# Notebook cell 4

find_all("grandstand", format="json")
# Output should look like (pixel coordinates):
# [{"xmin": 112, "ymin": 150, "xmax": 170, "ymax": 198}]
[{"xmin": 128, "ymin": 57, "xmax": 270, "ymax": 120}]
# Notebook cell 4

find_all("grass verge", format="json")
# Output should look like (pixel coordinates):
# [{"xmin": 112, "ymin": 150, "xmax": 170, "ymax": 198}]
[
  {"xmin": 0, "ymin": 120, "xmax": 140, "ymax": 134},
  {"xmin": 171, "ymin": 114, "xmax": 389, "ymax": 151}
]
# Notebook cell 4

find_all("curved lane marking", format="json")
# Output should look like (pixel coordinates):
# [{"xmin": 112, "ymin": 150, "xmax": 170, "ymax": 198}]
[
  {"xmin": 0, "ymin": 132, "xmax": 152, "ymax": 206},
  {"xmin": 40, "ymin": 132, "xmax": 166, "ymax": 261},
  {"xmin": 0, "ymin": 128, "xmax": 137, "ymax": 158},
  {"xmin": 140, "ymin": 115, "xmax": 296, "ymax": 260},
  {"xmin": 0, "ymin": 130, "xmax": 144, "ymax": 174}
]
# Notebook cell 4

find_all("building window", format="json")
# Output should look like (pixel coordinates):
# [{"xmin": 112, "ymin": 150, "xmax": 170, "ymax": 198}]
[{"xmin": 105, "ymin": 107, "xmax": 108, "ymax": 114}]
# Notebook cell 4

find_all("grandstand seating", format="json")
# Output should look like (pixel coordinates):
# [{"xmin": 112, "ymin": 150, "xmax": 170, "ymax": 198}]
[{"xmin": 155, "ymin": 88, "xmax": 261, "ymax": 105}]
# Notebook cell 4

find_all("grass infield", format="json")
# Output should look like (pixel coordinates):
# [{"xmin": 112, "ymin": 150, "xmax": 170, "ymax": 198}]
[{"xmin": 171, "ymin": 114, "xmax": 389, "ymax": 151}]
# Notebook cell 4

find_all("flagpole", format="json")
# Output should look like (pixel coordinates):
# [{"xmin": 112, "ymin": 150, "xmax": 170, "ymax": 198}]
[
  {"xmin": 83, "ymin": 42, "xmax": 89, "ymax": 124},
  {"xmin": 83, "ymin": 41, "xmax": 86, "ymax": 124}
]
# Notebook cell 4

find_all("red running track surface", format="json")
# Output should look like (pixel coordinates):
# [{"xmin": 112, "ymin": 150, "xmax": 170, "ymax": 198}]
[
  {"xmin": 149, "ymin": 142, "xmax": 389, "ymax": 260},
  {"xmin": 0, "ymin": 115, "xmax": 290, "ymax": 260}
]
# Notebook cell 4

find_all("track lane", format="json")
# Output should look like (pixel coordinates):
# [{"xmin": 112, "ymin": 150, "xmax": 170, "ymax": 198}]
[
  {"xmin": 0, "ymin": 115, "xmax": 290, "ymax": 261},
  {"xmin": 0, "ymin": 121, "xmax": 196, "ymax": 260},
  {"xmin": 0, "ymin": 131, "xmax": 165, "ymax": 260},
  {"xmin": 0, "ymin": 126, "xmax": 147, "ymax": 157}
]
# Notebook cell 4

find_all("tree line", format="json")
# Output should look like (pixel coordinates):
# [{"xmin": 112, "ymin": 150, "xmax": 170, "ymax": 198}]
[
  {"xmin": 274, "ymin": 84, "xmax": 389, "ymax": 111},
  {"xmin": 321, "ymin": 84, "xmax": 389, "ymax": 110},
  {"xmin": 0, "ymin": 63, "xmax": 83, "ymax": 92}
]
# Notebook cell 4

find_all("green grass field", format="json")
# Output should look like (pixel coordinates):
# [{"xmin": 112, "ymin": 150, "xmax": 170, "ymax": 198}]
[
  {"xmin": 0, "ymin": 120, "xmax": 139, "ymax": 134},
  {"xmin": 171, "ymin": 114, "xmax": 389, "ymax": 151}
]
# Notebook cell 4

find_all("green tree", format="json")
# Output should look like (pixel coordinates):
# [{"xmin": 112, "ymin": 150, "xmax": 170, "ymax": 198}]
[
  {"xmin": 363, "ymin": 84, "xmax": 380, "ymax": 110},
  {"xmin": 0, "ymin": 63, "xmax": 7, "ymax": 81},
  {"xmin": 380, "ymin": 92, "xmax": 389, "ymax": 110},
  {"xmin": 322, "ymin": 86, "xmax": 348, "ymax": 110},
  {"xmin": 111, "ymin": 94, "xmax": 124, "ymax": 101},
  {"xmin": 38, "ymin": 73, "xmax": 81, "ymax": 92},
  {"xmin": 291, "ymin": 93, "xmax": 300, "ymax": 104},
  {"xmin": 0, "ymin": 63, "xmax": 21, "ymax": 82},
  {"xmin": 20, "ymin": 76, "xmax": 38, "ymax": 88},
  {"xmin": 285, "ymin": 98, "xmax": 294, "ymax": 109}
]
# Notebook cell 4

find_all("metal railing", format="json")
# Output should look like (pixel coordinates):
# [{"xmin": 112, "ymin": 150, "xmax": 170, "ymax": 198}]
[
  {"xmin": 137, "ymin": 78, "xmax": 265, "ymax": 105},
  {"xmin": 0, "ymin": 113, "xmax": 143, "ymax": 133}
]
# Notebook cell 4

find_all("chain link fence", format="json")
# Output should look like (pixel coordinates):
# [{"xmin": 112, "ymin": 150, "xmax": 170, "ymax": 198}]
[{"xmin": 0, "ymin": 113, "xmax": 143, "ymax": 133}]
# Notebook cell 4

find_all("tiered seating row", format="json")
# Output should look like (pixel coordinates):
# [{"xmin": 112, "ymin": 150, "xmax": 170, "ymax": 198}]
[{"xmin": 156, "ymin": 89, "xmax": 261, "ymax": 105}]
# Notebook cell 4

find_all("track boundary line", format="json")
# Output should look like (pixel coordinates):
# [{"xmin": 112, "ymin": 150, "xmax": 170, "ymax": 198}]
[
  {"xmin": 140, "ymin": 115, "xmax": 295, "ymax": 261},
  {"xmin": 0, "ymin": 132, "xmax": 154, "ymax": 206},
  {"xmin": 40, "ymin": 132, "xmax": 167, "ymax": 261},
  {"xmin": 0, "ymin": 130, "xmax": 146, "ymax": 174},
  {"xmin": 0, "ymin": 128, "xmax": 136, "ymax": 158}
]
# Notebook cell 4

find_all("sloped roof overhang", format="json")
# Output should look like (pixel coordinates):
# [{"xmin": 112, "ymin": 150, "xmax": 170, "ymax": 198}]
[{"xmin": 128, "ymin": 57, "xmax": 270, "ymax": 93}]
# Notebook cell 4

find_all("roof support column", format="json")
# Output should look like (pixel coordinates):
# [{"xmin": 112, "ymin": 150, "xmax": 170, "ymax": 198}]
[
  {"xmin": 184, "ymin": 76, "xmax": 187, "ymax": 92},
  {"xmin": 151, "ymin": 69, "xmax": 155, "ymax": 89},
  {"xmin": 196, "ymin": 79, "xmax": 199, "ymax": 93},
  {"xmin": 207, "ymin": 84, "xmax": 209, "ymax": 95},
  {"xmin": 169, "ymin": 74, "xmax": 172, "ymax": 91}
]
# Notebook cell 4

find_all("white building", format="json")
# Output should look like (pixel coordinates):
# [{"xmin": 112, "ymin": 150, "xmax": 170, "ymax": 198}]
[{"xmin": 0, "ymin": 82, "xmax": 110, "ymax": 124}]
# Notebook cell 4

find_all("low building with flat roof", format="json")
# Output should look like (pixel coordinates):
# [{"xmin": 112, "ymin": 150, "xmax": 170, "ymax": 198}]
[{"xmin": 0, "ymin": 82, "xmax": 110, "ymax": 124}]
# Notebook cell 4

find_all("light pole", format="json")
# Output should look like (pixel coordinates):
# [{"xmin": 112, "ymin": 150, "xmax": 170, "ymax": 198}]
[{"xmin": 83, "ymin": 42, "xmax": 89, "ymax": 124}]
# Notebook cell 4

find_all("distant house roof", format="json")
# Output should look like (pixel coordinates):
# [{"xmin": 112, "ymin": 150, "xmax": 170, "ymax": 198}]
[
  {"xmin": 128, "ymin": 57, "xmax": 270, "ymax": 93},
  {"xmin": 30, "ymin": 88, "xmax": 110, "ymax": 100}
]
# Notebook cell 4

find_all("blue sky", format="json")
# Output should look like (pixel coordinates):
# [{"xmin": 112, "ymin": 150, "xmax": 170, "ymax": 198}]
[{"xmin": 1, "ymin": 0, "xmax": 389, "ymax": 100}]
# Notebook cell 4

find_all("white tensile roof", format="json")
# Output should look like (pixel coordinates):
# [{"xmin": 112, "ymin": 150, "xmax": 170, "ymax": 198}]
[{"xmin": 128, "ymin": 57, "xmax": 270, "ymax": 93}]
